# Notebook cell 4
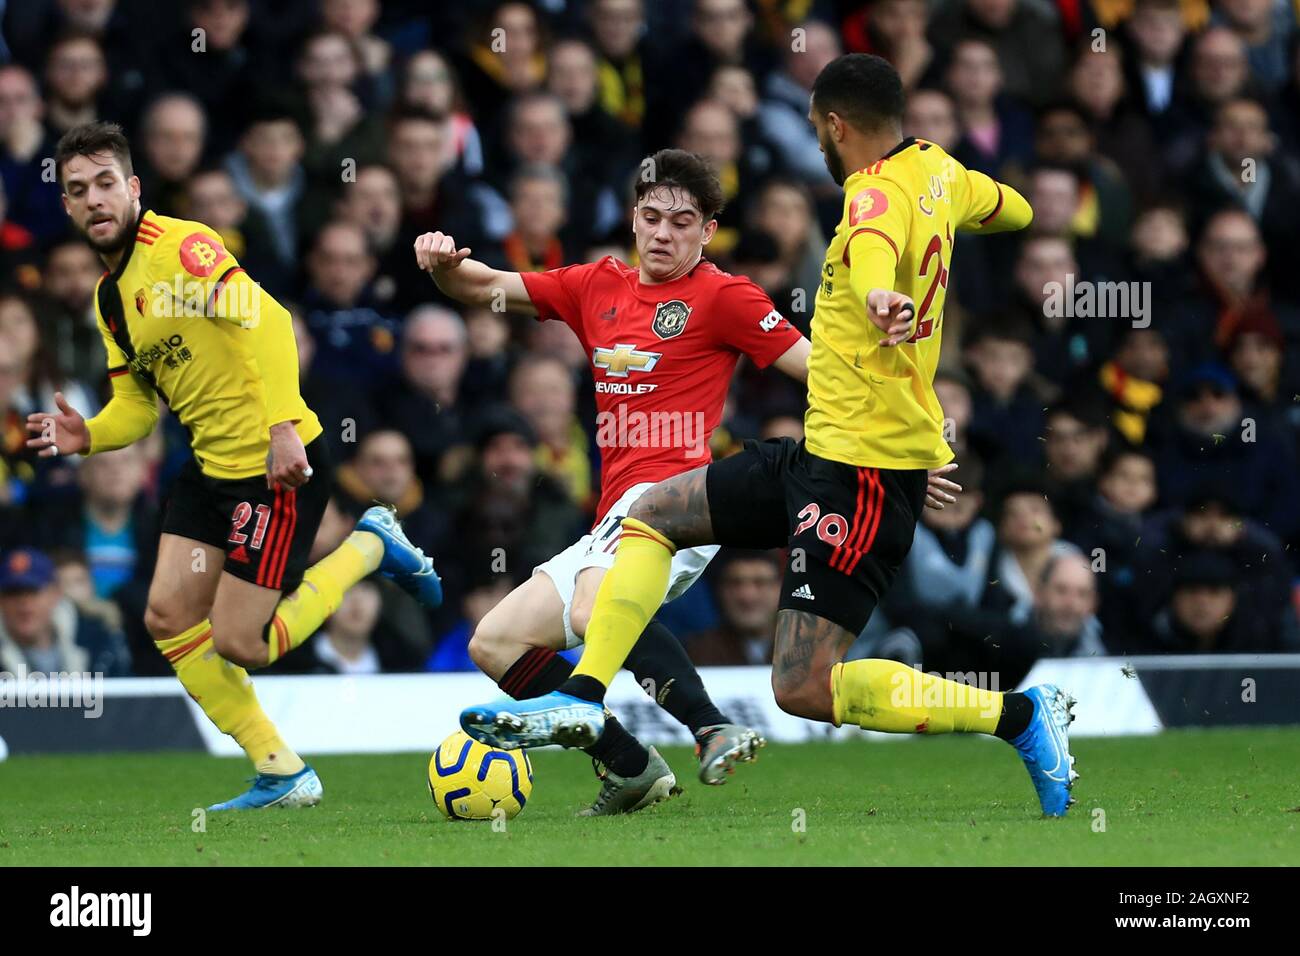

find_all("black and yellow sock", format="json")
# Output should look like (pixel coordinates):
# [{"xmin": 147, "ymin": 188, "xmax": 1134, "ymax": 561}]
[
  {"xmin": 156, "ymin": 619, "xmax": 304, "ymax": 776},
  {"xmin": 264, "ymin": 530, "xmax": 383, "ymax": 664}
]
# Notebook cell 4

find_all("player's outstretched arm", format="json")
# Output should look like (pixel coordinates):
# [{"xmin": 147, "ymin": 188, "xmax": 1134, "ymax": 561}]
[
  {"xmin": 958, "ymin": 169, "xmax": 1033, "ymax": 235},
  {"xmin": 414, "ymin": 231, "xmax": 536, "ymax": 316},
  {"xmin": 772, "ymin": 337, "xmax": 811, "ymax": 383},
  {"xmin": 25, "ymin": 384, "xmax": 155, "ymax": 458}
]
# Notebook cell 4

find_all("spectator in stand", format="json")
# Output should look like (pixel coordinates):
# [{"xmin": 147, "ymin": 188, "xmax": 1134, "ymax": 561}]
[
  {"xmin": 1042, "ymin": 399, "xmax": 1111, "ymax": 538},
  {"xmin": 934, "ymin": 367, "xmax": 975, "ymax": 457},
  {"xmin": 0, "ymin": 547, "xmax": 131, "ymax": 677},
  {"xmin": 1147, "ymin": 550, "xmax": 1283, "ymax": 652},
  {"xmin": 964, "ymin": 315, "xmax": 1046, "ymax": 465},
  {"xmin": 39, "ymin": 239, "xmax": 103, "ymax": 384},
  {"xmin": 510, "ymin": 353, "xmax": 592, "ymax": 512},
  {"xmin": 547, "ymin": 37, "xmax": 637, "ymax": 181},
  {"xmin": 500, "ymin": 92, "xmax": 619, "ymax": 253},
  {"xmin": 1225, "ymin": 302, "xmax": 1296, "ymax": 413},
  {"xmin": 1122, "ymin": 0, "xmax": 1189, "ymax": 130},
  {"xmin": 988, "ymin": 553, "xmax": 1105, "ymax": 685},
  {"xmin": 304, "ymin": 579, "xmax": 389, "ymax": 675},
  {"xmin": 1007, "ymin": 235, "xmax": 1111, "ymax": 385},
  {"xmin": 336, "ymin": 163, "xmax": 406, "ymax": 311},
  {"xmin": 757, "ymin": 17, "xmax": 841, "ymax": 203},
  {"xmin": 373, "ymin": 305, "xmax": 472, "ymax": 489},
  {"xmin": 983, "ymin": 478, "xmax": 1081, "ymax": 625},
  {"xmin": 942, "ymin": 36, "xmax": 1036, "ymax": 177},
  {"xmin": 1096, "ymin": 324, "xmax": 1170, "ymax": 446},
  {"xmin": 224, "ymin": 99, "xmax": 308, "ymax": 279},
  {"xmin": 1214, "ymin": 0, "xmax": 1295, "ymax": 93},
  {"xmin": 27, "ymin": 445, "xmax": 155, "ymax": 599},
  {"xmin": 1068, "ymin": 446, "xmax": 1159, "ymax": 635},
  {"xmin": 320, "ymin": 0, "xmax": 393, "ymax": 101},
  {"xmin": 294, "ymin": 29, "xmax": 387, "ymax": 240},
  {"xmin": 0, "ymin": 64, "xmax": 65, "ymax": 244},
  {"xmin": 1184, "ymin": 96, "xmax": 1300, "ymax": 295},
  {"xmin": 498, "ymin": 164, "xmax": 571, "ymax": 272},
  {"xmin": 42, "ymin": 31, "xmax": 107, "ymax": 137},
  {"xmin": 586, "ymin": 0, "xmax": 649, "ymax": 131},
  {"xmin": 749, "ymin": 177, "xmax": 825, "ymax": 317},
  {"xmin": 456, "ymin": 1, "xmax": 548, "ymax": 133},
  {"xmin": 400, "ymin": 49, "xmax": 483, "ymax": 177},
  {"xmin": 1068, "ymin": 39, "xmax": 1163, "ymax": 205},
  {"xmin": 902, "ymin": 87, "xmax": 960, "ymax": 152},
  {"xmin": 436, "ymin": 406, "xmax": 583, "ymax": 633},
  {"xmin": 1031, "ymin": 101, "xmax": 1133, "ymax": 249},
  {"xmin": 644, "ymin": 0, "xmax": 766, "ymax": 150},
  {"xmin": 300, "ymin": 219, "xmax": 401, "ymax": 388},
  {"xmin": 1164, "ymin": 26, "xmax": 1254, "ymax": 174},
  {"xmin": 1131, "ymin": 482, "xmax": 1295, "ymax": 643},
  {"xmin": 865, "ymin": 0, "xmax": 937, "ymax": 91},
  {"xmin": 184, "ymin": 166, "xmax": 288, "ymax": 297},
  {"xmin": 0, "ymin": 291, "xmax": 97, "ymax": 422},
  {"xmin": 332, "ymin": 429, "xmax": 444, "ymax": 557},
  {"xmin": 157, "ymin": 0, "xmax": 260, "ymax": 147},
  {"xmin": 388, "ymin": 105, "xmax": 509, "ymax": 294},
  {"xmin": 137, "ymin": 93, "xmax": 207, "ymax": 218},
  {"xmin": 1157, "ymin": 360, "xmax": 1300, "ymax": 544},
  {"xmin": 929, "ymin": 0, "xmax": 1068, "ymax": 108},
  {"xmin": 675, "ymin": 99, "xmax": 749, "ymax": 256},
  {"xmin": 685, "ymin": 550, "xmax": 782, "ymax": 666}
]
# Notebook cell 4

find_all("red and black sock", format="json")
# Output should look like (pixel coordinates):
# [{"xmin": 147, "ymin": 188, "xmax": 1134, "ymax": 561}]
[{"xmin": 498, "ymin": 647, "xmax": 648, "ymax": 777}]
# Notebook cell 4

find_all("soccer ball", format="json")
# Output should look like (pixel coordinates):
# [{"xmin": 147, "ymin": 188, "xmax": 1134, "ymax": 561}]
[{"xmin": 428, "ymin": 730, "xmax": 533, "ymax": 821}]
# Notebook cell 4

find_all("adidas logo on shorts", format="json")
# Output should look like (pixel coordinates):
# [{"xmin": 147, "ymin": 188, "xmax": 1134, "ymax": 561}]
[{"xmin": 791, "ymin": 584, "xmax": 815, "ymax": 600}]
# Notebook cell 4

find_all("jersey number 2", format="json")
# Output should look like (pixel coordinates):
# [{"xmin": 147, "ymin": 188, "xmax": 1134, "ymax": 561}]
[{"xmin": 910, "ymin": 225, "xmax": 951, "ymax": 343}]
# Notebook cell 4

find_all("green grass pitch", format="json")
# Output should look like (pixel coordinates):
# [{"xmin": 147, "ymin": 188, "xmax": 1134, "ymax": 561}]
[{"xmin": 2, "ymin": 728, "xmax": 1297, "ymax": 866}]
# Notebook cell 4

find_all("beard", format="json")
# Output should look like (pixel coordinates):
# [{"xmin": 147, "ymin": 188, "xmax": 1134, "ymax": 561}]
[
  {"xmin": 80, "ymin": 212, "xmax": 132, "ymax": 255},
  {"xmin": 819, "ymin": 129, "xmax": 847, "ymax": 186}
]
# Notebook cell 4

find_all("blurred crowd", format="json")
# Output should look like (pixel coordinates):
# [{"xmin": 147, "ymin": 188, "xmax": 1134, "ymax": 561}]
[{"xmin": 2, "ymin": 0, "xmax": 1299, "ymax": 684}]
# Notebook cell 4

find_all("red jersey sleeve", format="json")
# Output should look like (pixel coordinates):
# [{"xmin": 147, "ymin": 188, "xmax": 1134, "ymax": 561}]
[
  {"xmin": 519, "ymin": 261, "xmax": 597, "ymax": 329},
  {"xmin": 715, "ymin": 277, "xmax": 803, "ymax": 368}
]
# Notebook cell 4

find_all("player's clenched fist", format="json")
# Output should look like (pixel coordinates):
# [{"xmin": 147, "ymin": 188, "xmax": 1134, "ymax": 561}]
[
  {"xmin": 414, "ymin": 231, "xmax": 472, "ymax": 273},
  {"xmin": 866, "ymin": 289, "xmax": 916, "ymax": 346}
]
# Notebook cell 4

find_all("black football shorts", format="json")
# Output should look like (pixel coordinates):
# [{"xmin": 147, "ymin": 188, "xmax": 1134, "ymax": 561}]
[
  {"xmin": 706, "ymin": 437, "xmax": 927, "ymax": 636},
  {"xmin": 161, "ymin": 436, "xmax": 333, "ymax": 593}
]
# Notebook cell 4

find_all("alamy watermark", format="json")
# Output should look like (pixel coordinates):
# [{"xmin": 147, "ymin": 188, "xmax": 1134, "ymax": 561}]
[
  {"xmin": 595, "ymin": 406, "xmax": 708, "ymax": 460},
  {"xmin": 0, "ymin": 671, "xmax": 104, "ymax": 718},
  {"xmin": 1043, "ymin": 274, "xmax": 1150, "ymax": 328}
]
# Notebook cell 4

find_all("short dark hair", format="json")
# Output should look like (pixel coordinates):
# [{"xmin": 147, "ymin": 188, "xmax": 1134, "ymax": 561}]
[
  {"xmin": 811, "ymin": 53, "xmax": 904, "ymax": 132},
  {"xmin": 55, "ymin": 121, "xmax": 133, "ymax": 189},
  {"xmin": 634, "ymin": 148, "xmax": 725, "ymax": 221}
]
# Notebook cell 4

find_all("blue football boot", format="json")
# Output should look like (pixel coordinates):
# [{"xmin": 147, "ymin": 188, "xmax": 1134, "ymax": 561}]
[
  {"xmin": 355, "ymin": 505, "xmax": 443, "ymax": 608},
  {"xmin": 1009, "ymin": 684, "xmax": 1079, "ymax": 817},
  {"xmin": 207, "ymin": 765, "xmax": 323, "ymax": 811},
  {"xmin": 461, "ymin": 691, "xmax": 606, "ymax": 751}
]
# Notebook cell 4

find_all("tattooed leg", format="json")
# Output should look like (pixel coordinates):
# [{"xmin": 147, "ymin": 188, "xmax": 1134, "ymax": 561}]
[
  {"xmin": 625, "ymin": 465, "xmax": 715, "ymax": 548},
  {"xmin": 771, "ymin": 609, "xmax": 857, "ymax": 723}
]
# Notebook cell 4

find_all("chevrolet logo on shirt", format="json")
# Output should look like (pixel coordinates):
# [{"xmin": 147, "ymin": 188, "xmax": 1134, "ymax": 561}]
[{"xmin": 592, "ymin": 343, "xmax": 661, "ymax": 378}]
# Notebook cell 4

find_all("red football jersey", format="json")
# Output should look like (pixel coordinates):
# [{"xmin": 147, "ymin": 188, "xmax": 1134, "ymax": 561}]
[{"xmin": 521, "ymin": 256, "xmax": 802, "ymax": 519}]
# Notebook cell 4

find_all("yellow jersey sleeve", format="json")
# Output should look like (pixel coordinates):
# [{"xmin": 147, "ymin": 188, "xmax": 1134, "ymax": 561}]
[
  {"xmin": 83, "ymin": 281, "xmax": 159, "ymax": 454},
  {"xmin": 843, "ymin": 179, "xmax": 910, "ymax": 320},
  {"xmin": 153, "ymin": 222, "xmax": 306, "ymax": 431},
  {"xmin": 955, "ymin": 168, "xmax": 1033, "ymax": 234}
]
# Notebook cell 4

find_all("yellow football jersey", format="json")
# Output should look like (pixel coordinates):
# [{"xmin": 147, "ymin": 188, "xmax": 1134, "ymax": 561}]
[
  {"xmin": 85, "ymin": 210, "xmax": 321, "ymax": 479},
  {"xmin": 804, "ymin": 138, "xmax": 1032, "ymax": 469}
]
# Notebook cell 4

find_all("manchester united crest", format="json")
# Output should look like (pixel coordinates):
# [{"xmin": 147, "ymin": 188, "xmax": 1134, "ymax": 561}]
[{"xmin": 651, "ymin": 299, "xmax": 691, "ymax": 340}]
